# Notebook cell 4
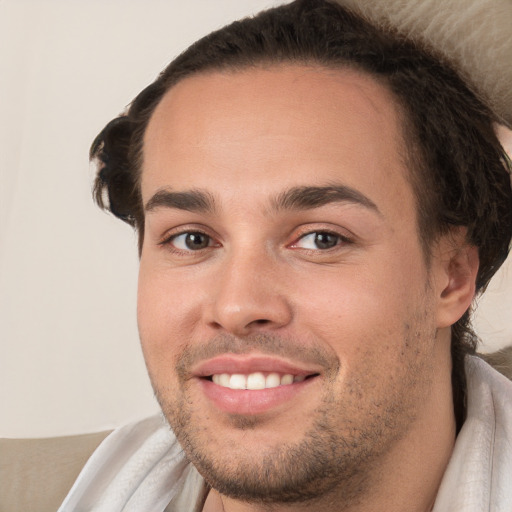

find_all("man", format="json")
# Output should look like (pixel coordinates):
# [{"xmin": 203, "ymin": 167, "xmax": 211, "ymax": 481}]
[{"xmin": 59, "ymin": 0, "xmax": 512, "ymax": 510}]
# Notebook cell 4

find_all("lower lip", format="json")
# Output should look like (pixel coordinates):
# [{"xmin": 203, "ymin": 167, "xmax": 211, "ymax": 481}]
[{"xmin": 199, "ymin": 377, "xmax": 316, "ymax": 415}]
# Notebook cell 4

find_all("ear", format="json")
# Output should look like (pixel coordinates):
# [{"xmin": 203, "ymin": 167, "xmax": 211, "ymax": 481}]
[{"xmin": 432, "ymin": 228, "xmax": 479, "ymax": 329}]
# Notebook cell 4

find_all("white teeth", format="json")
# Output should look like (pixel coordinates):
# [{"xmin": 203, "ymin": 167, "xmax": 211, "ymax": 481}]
[
  {"xmin": 219, "ymin": 373, "xmax": 230, "ymax": 387},
  {"xmin": 247, "ymin": 372, "xmax": 266, "ymax": 390},
  {"xmin": 229, "ymin": 374, "xmax": 246, "ymax": 390},
  {"xmin": 211, "ymin": 372, "xmax": 304, "ymax": 390},
  {"xmin": 280, "ymin": 374, "xmax": 294, "ymax": 385},
  {"xmin": 266, "ymin": 373, "xmax": 281, "ymax": 388}
]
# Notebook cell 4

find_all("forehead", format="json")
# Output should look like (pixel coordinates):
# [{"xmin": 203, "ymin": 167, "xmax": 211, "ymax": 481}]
[{"xmin": 142, "ymin": 65, "xmax": 413, "ymax": 217}]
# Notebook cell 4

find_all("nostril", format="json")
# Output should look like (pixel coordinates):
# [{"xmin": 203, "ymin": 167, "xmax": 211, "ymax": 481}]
[{"xmin": 253, "ymin": 319, "xmax": 270, "ymax": 325}]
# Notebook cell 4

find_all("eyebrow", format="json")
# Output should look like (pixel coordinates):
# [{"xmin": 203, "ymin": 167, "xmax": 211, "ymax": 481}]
[
  {"xmin": 270, "ymin": 185, "xmax": 381, "ymax": 215},
  {"xmin": 144, "ymin": 184, "xmax": 380, "ymax": 217},
  {"xmin": 145, "ymin": 188, "xmax": 216, "ymax": 214}
]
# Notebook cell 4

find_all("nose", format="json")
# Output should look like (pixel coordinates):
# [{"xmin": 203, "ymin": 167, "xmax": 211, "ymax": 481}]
[{"xmin": 205, "ymin": 250, "xmax": 293, "ymax": 336}]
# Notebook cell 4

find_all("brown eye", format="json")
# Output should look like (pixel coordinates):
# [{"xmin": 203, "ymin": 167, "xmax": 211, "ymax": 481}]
[
  {"xmin": 171, "ymin": 232, "xmax": 212, "ymax": 251},
  {"xmin": 295, "ymin": 231, "xmax": 342, "ymax": 250},
  {"xmin": 313, "ymin": 232, "xmax": 339, "ymax": 249}
]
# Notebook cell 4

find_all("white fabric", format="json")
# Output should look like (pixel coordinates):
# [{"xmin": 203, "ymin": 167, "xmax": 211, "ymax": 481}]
[
  {"xmin": 59, "ymin": 356, "xmax": 512, "ymax": 512},
  {"xmin": 432, "ymin": 356, "xmax": 512, "ymax": 511},
  {"xmin": 57, "ymin": 416, "xmax": 206, "ymax": 512}
]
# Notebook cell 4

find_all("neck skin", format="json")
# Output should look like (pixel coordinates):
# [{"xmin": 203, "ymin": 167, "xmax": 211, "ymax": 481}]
[{"xmin": 202, "ymin": 328, "xmax": 456, "ymax": 512}]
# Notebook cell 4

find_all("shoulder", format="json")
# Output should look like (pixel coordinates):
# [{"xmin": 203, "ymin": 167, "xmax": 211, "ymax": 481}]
[
  {"xmin": 432, "ymin": 354, "xmax": 512, "ymax": 511},
  {"xmin": 466, "ymin": 354, "xmax": 512, "ymax": 415},
  {"xmin": 477, "ymin": 345, "xmax": 512, "ymax": 381},
  {"xmin": 58, "ymin": 414, "xmax": 202, "ymax": 511}
]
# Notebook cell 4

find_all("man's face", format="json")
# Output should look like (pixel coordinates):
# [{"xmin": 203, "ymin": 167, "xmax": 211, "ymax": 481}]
[{"xmin": 138, "ymin": 65, "xmax": 452, "ymax": 503}]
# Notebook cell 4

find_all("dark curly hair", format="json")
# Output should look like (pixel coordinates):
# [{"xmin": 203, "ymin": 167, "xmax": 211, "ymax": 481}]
[{"xmin": 90, "ymin": 0, "xmax": 512, "ymax": 428}]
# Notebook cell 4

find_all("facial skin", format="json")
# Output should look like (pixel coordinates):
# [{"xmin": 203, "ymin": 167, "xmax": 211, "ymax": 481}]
[{"xmin": 138, "ymin": 65, "xmax": 477, "ymax": 512}]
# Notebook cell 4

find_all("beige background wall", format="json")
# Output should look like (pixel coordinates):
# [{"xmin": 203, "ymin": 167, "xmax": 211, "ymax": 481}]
[{"xmin": 1, "ymin": 0, "xmax": 511, "ymax": 438}]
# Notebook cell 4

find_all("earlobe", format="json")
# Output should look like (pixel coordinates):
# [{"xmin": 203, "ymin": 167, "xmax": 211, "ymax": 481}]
[{"xmin": 435, "ymin": 236, "xmax": 479, "ymax": 329}]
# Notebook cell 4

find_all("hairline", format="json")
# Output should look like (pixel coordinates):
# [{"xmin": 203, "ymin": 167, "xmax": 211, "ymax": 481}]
[{"xmin": 135, "ymin": 60, "xmax": 436, "ymax": 266}]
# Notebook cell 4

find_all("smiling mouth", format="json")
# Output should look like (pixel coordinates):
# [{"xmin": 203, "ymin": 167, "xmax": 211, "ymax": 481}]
[{"xmin": 205, "ymin": 372, "xmax": 319, "ymax": 390}]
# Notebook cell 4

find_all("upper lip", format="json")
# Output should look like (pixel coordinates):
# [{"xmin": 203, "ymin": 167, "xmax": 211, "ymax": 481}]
[{"xmin": 192, "ymin": 354, "xmax": 323, "ymax": 378}]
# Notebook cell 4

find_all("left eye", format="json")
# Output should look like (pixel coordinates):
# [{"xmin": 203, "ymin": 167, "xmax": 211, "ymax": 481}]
[
  {"xmin": 294, "ymin": 232, "xmax": 343, "ymax": 250},
  {"xmin": 170, "ymin": 232, "xmax": 213, "ymax": 251}
]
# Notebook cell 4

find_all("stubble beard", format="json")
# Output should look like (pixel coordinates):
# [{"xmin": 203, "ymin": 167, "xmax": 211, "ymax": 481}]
[
  {"xmin": 163, "ymin": 391, "xmax": 379, "ymax": 507},
  {"xmin": 151, "ymin": 318, "xmax": 438, "ymax": 508}
]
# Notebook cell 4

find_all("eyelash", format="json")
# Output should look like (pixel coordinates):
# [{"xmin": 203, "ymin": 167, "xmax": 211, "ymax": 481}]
[
  {"xmin": 290, "ymin": 230, "xmax": 352, "ymax": 251},
  {"xmin": 158, "ymin": 229, "xmax": 216, "ymax": 254},
  {"xmin": 158, "ymin": 227, "xmax": 353, "ymax": 255}
]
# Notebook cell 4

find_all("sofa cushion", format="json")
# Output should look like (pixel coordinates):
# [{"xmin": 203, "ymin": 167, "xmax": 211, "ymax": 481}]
[{"xmin": 0, "ymin": 430, "xmax": 111, "ymax": 512}]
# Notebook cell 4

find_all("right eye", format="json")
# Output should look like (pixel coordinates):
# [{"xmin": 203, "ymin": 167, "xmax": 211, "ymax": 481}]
[
  {"xmin": 168, "ymin": 231, "xmax": 213, "ymax": 251},
  {"xmin": 294, "ymin": 231, "xmax": 344, "ymax": 250}
]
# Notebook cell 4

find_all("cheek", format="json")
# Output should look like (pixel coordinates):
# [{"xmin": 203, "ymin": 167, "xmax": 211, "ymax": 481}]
[
  {"xmin": 292, "ymin": 250, "xmax": 430, "ymax": 374},
  {"xmin": 295, "ymin": 263, "xmax": 410, "ymax": 335},
  {"xmin": 137, "ymin": 264, "xmax": 201, "ymax": 374}
]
